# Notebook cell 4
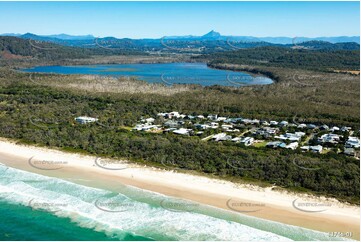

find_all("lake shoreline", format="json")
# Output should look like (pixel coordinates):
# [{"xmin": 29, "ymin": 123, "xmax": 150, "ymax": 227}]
[
  {"xmin": 19, "ymin": 62, "xmax": 274, "ymax": 87},
  {"xmin": 0, "ymin": 138, "xmax": 359, "ymax": 240}
]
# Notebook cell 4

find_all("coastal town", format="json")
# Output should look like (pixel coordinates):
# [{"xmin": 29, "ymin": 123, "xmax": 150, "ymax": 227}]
[{"xmin": 75, "ymin": 112, "xmax": 360, "ymax": 159}]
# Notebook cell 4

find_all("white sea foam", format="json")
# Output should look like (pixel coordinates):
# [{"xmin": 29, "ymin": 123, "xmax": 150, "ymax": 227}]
[{"xmin": 0, "ymin": 166, "xmax": 352, "ymax": 241}]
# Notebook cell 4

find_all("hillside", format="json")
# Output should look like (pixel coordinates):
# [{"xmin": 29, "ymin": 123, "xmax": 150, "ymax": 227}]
[
  {"xmin": 1, "ymin": 32, "xmax": 359, "ymax": 53},
  {"xmin": 0, "ymin": 36, "xmax": 146, "ymax": 63},
  {"xmin": 201, "ymin": 46, "xmax": 360, "ymax": 71}
]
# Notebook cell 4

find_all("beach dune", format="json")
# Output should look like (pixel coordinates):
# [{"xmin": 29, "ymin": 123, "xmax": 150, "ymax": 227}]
[{"xmin": 0, "ymin": 138, "xmax": 359, "ymax": 240}]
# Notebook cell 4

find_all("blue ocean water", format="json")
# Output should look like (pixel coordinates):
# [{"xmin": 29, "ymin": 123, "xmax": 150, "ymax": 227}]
[
  {"xmin": 21, "ymin": 63, "xmax": 273, "ymax": 87},
  {"xmin": 0, "ymin": 164, "xmax": 352, "ymax": 241}
]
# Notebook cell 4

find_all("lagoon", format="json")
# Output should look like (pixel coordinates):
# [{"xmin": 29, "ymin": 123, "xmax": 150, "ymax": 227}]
[{"xmin": 21, "ymin": 63, "xmax": 273, "ymax": 87}]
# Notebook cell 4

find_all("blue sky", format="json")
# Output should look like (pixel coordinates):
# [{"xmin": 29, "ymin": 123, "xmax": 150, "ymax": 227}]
[{"xmin": 0, "ymin": 1, "xmax": 359, "ymax": 38}]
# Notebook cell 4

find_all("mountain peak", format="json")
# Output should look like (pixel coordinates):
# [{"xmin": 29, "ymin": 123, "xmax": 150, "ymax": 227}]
[{"xmin": 202, "ymin": 30, "xmax": 221, "ymax": 38}]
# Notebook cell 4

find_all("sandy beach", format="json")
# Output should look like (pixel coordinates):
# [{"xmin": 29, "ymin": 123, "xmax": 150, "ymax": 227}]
[{"xmin": 0, "ymin": 138, "xmax": 359, "ymax": 240}]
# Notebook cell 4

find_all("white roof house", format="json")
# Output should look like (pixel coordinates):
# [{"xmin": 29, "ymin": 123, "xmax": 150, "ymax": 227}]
[
  {"xmin": 221, "ymin": 124, "xmax": 233, "ymax": 130},
  {"xmin": 297, "ymin": 123, "xmax": 307, "ymax": 129},
  {"xmin": 213, "ymin": 133, "xmax": 231, "ymax": 141},
  {"xmin": 344, "ymin": 148, "xmax": 356, "ymax": 156},
  {"xmin": 207, "ymin": 114, "xmax": 218, "ymax": 120},
  {"xmin": 346, "ymin": 137, "xmax": 360, "ymax": 148},
  {"xmin": 341, "ymin": 126, "xmax": 352, "ymax": 132},
  {"xmin": 286, "ymin": 142, "xmax": 299, "ymax": 150},
  {"xmin": 261, "ymin": 121, "xmax": 270, "ymax": 126},
  {"xmin": 217, "ymin": 117, "xmax": 227, "ymax": 122},
  {"xmin": 310, "ymin": 145, "xmax": 323, "ymax": 153},
  {"xmin": 145, "ymin": 118, "xmax": 155, "ymax": 124},
  {"xmin": 318, "ymin": 133, "xmax": 341, "ymax": 144},
  {"xmin": 231, "ymin": 137, "xmax": 242, "ymax": 142},
  {"xmin": 133, "ymin": 124, "xmax": 159, "ymax": 131},
  {"xmin": 275, "ymin": 132, "xmax": 305, "ymax": 141},
  {"xmin": 302, "ymin": 145, "xmax": 323, "ymax": 153},
  {"xmin": 75, "ymin": 116, "xmax": 98, "ymax": 124},
  {"xmin": 210, "ymin": 122, "xmax": 219, "ymax": 128},
  {"xmin": 266, "ymin": 141, "xmax": 285, "ymax": 148},
  {"xmin": 195, "ymin": 124, "xmax": 211, "ymax": 130},
  {"xmin": 240, "ymin": 137, "xmax": 254, "ymax": 146},
  {"xmin": 307, "ymin": 124, "xmax": 317, "ymax": 129},
  {"xmin": 173, "ymin": 128, "xmax": 191, "ymax": 135},
  {"xmin": 330, "ymin": 126, "xmax": 340, "ymax": 132},
  {"xmin": 279, "ymin": 121, "xmax": 289, "ymax": 126},
  {"xmin": 168, "ymin": 111, "xmax": 180, "ymax": 118}
]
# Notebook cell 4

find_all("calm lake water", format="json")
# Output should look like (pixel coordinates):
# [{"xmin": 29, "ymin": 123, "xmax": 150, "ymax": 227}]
[{"xmin": 21, "ymin": 63, "xmax": 273, "ymax": 87}]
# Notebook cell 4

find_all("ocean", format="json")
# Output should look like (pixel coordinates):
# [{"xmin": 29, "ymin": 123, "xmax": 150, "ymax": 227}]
[{"xmin": 0, "ymin": 164, "xmax": 351, "ymax": 241}]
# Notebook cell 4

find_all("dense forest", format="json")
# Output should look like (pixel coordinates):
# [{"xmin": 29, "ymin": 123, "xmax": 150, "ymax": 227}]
[{"xmin": 200, "ymin": 46, "xmax": 360, "ymax": 71}]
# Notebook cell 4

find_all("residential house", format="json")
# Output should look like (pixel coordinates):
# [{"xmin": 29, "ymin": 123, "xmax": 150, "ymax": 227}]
[
  {"xmin": 167, "ymin": 111, "xmax": 180, "ymax": 119},
  {"xmin": 164, "ymin": 120, "xmax": 179, "ymax": 128},
  {"xmin": 301, "ymin": 145, "xmax": 323, "ymax": 153},
  {"xmin": 318, "ymin": 133, "xmax": 341, "ymax": 144},
  {"xmin": 145, "ymin": 118, "xmax": 155, "ymax": 124},
  {"xmin": 261, "ymin": 121, "xmax": 270, "ymax": 126},
  {"xmin": 297, "ymin": 123, "xmax": 307, "ymax": 129},
  {"xmin": 344, "ymin": 148, "xmax": 356, "ymax": 157},
  {"xmin": 133, "ymin": 124, "xmax": 160, "ymax": 131},
  {"xmin": 307, "ymin": 124, "xmax": 317, "ymax": 129},
  {"xmin": 75, "ymin": 116, "xmax": 98, "ymax": 124},
  {"xmin": 330, "ymin": 126, "xmax": 340, "ymax": 132},
  {"xmin": 266, "ymin": 141, "xmax": 285, "ymax": 148},
  {"xmin": 213, "ymin": 133, "xmax": 232, "ymax": 141},
  {"xmin": 341, "ymin": 126, "xmax": 352, "ymax": 132},
  {"xmin": 173, "ymin": 128, "xmax": 191, "ymax": 135},
  {"xmin": 231, "ymin": 137, "xmax": 242, "ymax": 142},
  {"xmin": 207, "ymin": 114, "xmax": 218, "ymax": 121},
  {"xmin": 279, "ymin": 121, "xmax": 288, "ymax": 127},
  {"xmin": 217, "ymin": 117, "xmax": 227, "ymax": 122},
  {"xmin": 346, "ymin": 137, "xmax": 360, "ymax": 148},
  {"xmin": 285, "ymin": 142, "xmax": 299, "ymax": 150},
  {"xmin": 275, "ymin": 132, "xmax": 305, "ymax": 142},
  {"xmin": 240, "ymin": 137, "xmax": 254, "ymax": 146},
  {"xmin": 221, "ymin": 124, "xmax": 233, "ymax": 130},
  {"xmin": 210, "ymin": 122, "xmax": 219, "ymax": 129}
]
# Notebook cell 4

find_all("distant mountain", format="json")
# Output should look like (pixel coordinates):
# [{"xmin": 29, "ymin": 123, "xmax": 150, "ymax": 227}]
[
  {"xmin": 202, "ymin": 30, "xmax": 221, "ymax": 39},
  {"xmin": 261, "ymin": 36, "xmax": 360, "ymax": 44},
  {"xmin": 0, "ymin": 33, "xmax": 95, "ymax": 41},
  {"xmin": 0, "ymin": 31, "xmax": 359, "ymax": 52},
  {"xmin": 45, "ymin": 34, "xmax": 95, "ymax": 40},
  {"xmin": 1, "ymin": 31, "xmax": 359, "ymax": 44},
  {"xmin": 288, "ymin": 40, "xmax": 360, "ymax": 50},
  {"xmin": 162, "ymin": 31, "xmax": 360, "ymax": 44},
  {"xmin": 0, "ymin": 33, "xmax": 21, "ymax": 37}
]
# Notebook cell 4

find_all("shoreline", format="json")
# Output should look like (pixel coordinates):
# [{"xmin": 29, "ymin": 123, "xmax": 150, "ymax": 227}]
[
  {"xmin": 0, "ymin": 138, "xmax": 359, "ymax": 240},
  {"xmin": 207, "ymin": 62, "xmax": 279, "ymax": 83}
]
